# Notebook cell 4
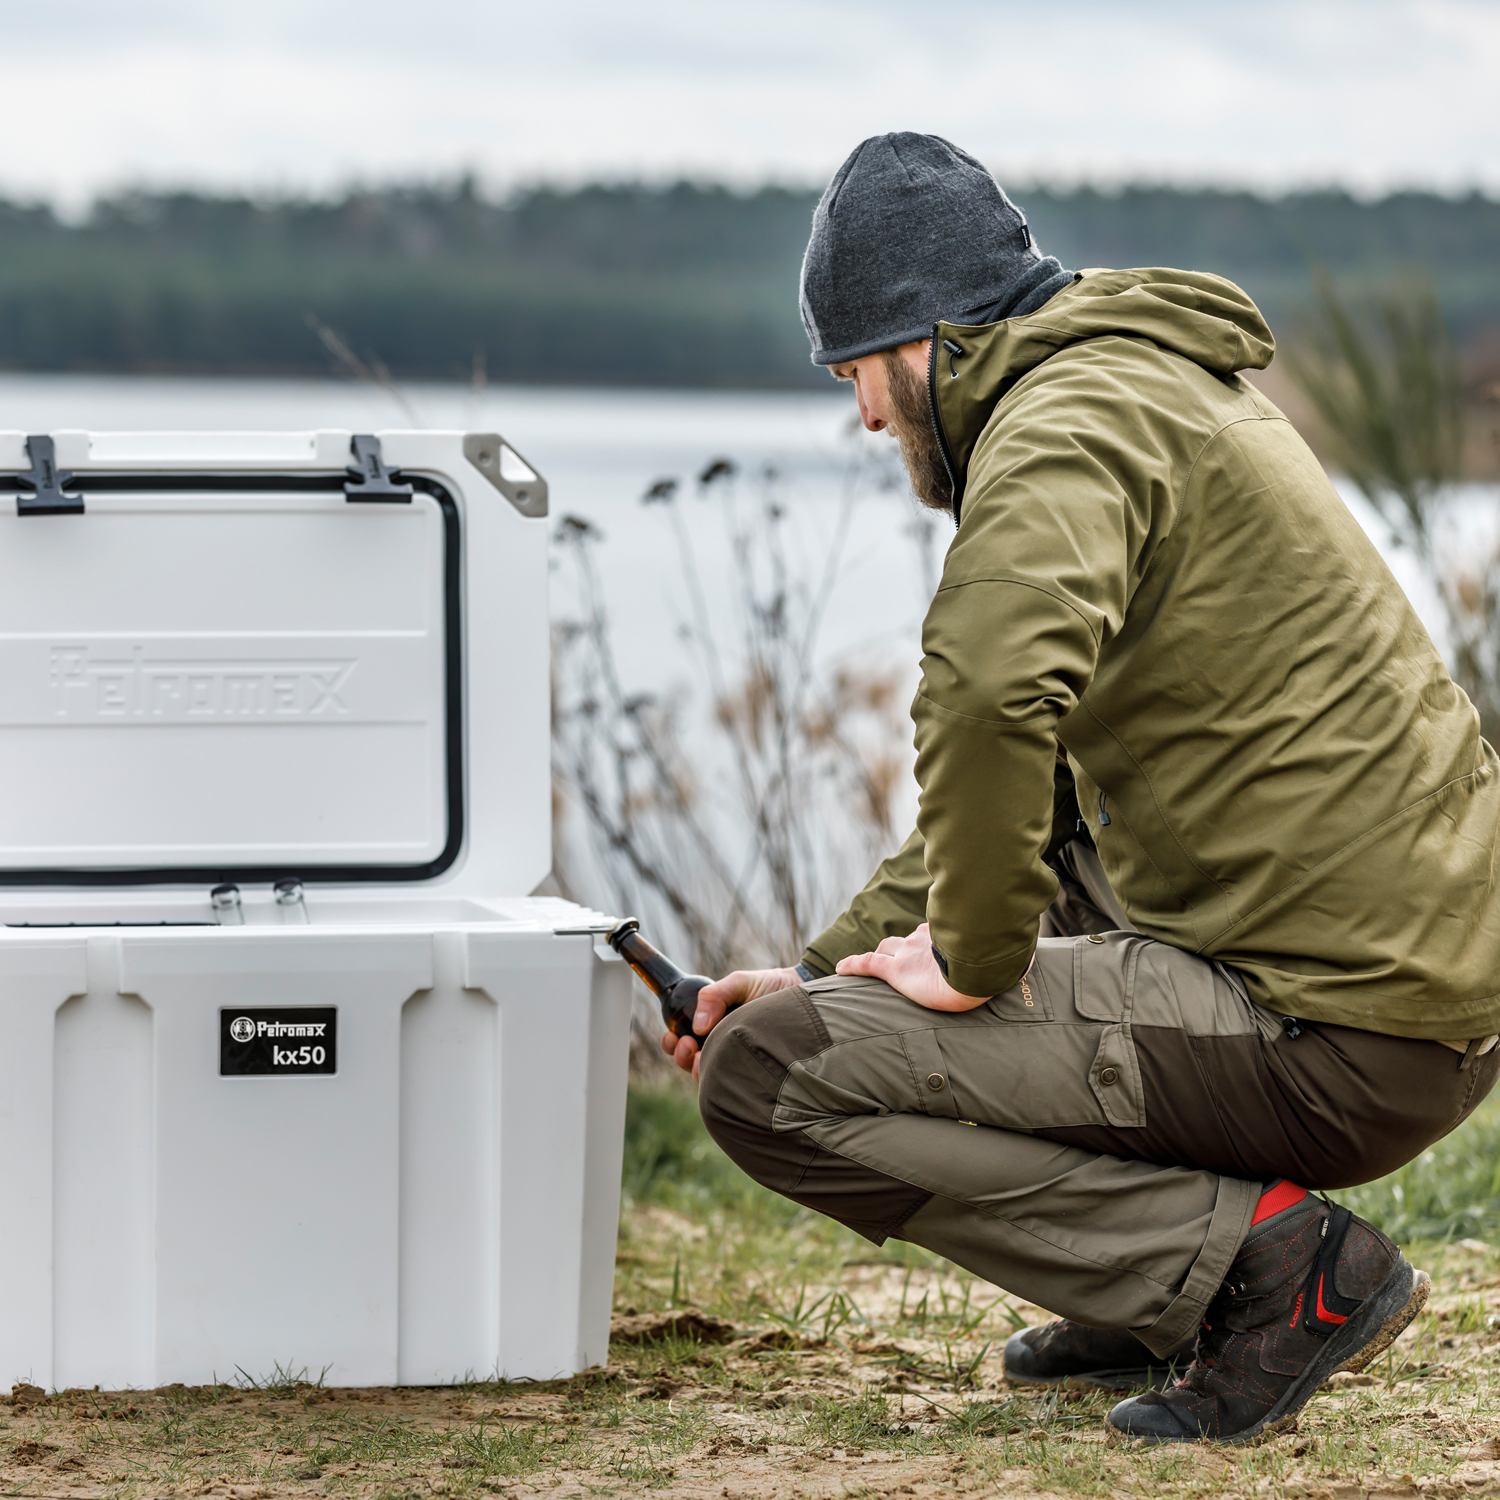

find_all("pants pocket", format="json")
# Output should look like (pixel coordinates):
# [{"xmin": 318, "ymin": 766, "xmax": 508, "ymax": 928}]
[
  {"xmin": 927, "ymin": 1020, "xmax": 1124, "ymax": 1131},
  {"xmin": 1068, "ymin": 931, "xmax": 1139, "ymax": 1022},
  {"xmin": 1088, "ymin": 1023, "xmax": 1145, "ymax": 1127}
]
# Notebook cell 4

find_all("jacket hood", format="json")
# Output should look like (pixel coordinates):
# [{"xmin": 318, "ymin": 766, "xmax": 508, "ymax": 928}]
[{"xmin": 932, "ymin": 267, "xmax": 1276, "ymax": 513}]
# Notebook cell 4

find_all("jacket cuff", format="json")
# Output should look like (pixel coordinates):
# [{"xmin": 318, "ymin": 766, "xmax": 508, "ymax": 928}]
[
  {"xmin": 936, "ymin": 946, "xmax": 1032, "ymax": 1000},
  {"xmin": 795, "ymin": 954, "xmax": 832, "ymax": 980}
]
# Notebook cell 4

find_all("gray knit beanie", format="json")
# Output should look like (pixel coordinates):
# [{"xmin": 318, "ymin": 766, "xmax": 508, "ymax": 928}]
[{"xmin": 799, "ymin": 132, "xmax": 1072, "ymax": 366}]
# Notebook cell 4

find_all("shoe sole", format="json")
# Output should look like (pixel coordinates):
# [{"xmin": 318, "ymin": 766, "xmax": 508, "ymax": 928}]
[
  {"xmin": 1105, "ymin": 1257, "xmax": 1430, "ymax": 1447},
  {"xmin": 1007, "ymin": 1364, "xmax": 1183, "ymax": 1393}
]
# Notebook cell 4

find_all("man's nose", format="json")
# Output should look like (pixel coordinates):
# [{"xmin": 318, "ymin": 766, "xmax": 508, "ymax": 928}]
[{"xmin": 856, "ymin": 387, "xmax": 886, "ymax": 432}]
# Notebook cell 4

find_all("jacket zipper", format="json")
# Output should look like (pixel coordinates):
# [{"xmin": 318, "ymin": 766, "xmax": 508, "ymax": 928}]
[
  {"xmin": 926, "ymin": 326, "xmax": 964, "ymax": 527},
  {"xmin": 1098, "ymin": 790, "xmax": 1111, "ymax": 827}
]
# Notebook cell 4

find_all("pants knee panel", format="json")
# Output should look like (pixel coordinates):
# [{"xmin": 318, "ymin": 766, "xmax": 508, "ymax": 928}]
[
  {"xmin": 697, "ymin": 986, "xmax": 929, "ymax": 1243},
  {"xmin": 697, "ymin": 986, "xmax": 826, "ymax": 1191}
]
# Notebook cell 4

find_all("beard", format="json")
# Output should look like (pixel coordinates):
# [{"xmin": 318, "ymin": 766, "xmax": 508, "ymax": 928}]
[{"xmin": 883, "ymin": 350, "xmax": 953, "ymax": 514}]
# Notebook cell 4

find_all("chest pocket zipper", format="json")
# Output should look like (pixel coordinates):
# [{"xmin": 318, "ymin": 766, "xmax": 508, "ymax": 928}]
[{"xmin": 1098, "ymin": 791, "xmax": 1111, "ymax": 827}]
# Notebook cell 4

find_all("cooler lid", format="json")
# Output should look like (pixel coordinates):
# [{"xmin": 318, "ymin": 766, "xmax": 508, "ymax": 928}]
[{"xmin": 0, "ymin": 433, "xmax": 462, "ymax": 884}]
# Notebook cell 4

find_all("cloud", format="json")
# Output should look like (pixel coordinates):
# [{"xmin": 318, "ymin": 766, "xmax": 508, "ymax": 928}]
[{"xmin": 1, "ymin": 0, "xmax": 1495, "ymax": 204}]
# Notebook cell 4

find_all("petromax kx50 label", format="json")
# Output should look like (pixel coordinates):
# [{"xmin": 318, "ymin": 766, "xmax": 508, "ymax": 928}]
[{"xmin": 220, "ymin": 1007, "xmax": 337, "ymax": 1076}]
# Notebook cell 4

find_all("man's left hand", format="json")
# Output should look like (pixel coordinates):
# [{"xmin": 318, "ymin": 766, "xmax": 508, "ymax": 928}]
[{"xmin": 835, "ymin": 923, "xmax": 993, "ymax": 1011}]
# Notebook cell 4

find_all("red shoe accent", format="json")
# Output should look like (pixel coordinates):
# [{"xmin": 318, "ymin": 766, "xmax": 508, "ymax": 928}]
[
  {"xmin": 1290, "ymin": 1290, "xmax": 1303, "ymax": 1329},
  {"xmin": 1315, "ymin": 1273, "xmax": 1348, "ymax": 1325},
  {"xmin": 1251, "ymin": 1180, "xmax": 1308, "ymax": 1226}
]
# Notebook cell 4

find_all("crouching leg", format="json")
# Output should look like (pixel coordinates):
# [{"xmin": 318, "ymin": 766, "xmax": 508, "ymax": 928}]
[{"xmin": 695, "ymin": 976, "xmax": 1254, "ymax": 1360}]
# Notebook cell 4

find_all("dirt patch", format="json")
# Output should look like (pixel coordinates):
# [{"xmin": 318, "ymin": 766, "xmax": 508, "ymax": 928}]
[
  {"xmin": 609, "ymin": 1306, "xmax": 741, "ymax": 1344},
  {"xmin": 9, "ymin": 1437, "xmax": 57, "ymax": 1464},
  {"xmin": 2, "ymin": 1235, "xmax": 1498, "ymax": 1498}
]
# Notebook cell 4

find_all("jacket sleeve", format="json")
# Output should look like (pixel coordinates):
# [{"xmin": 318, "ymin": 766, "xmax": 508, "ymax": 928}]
[
  {"xmin": 799, "ymin": 827, "xmax": 930, "ymax": 976},
  {"xmin": 916, "ymin": 397, "xmax": 1146, "ymax": 998}
]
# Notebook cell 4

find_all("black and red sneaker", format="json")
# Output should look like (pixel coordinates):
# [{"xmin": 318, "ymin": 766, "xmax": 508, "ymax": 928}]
[
  {"xmin": 1104, "ymin": 1186, "xmax": 1428, "ymax": 1445},
  {"xmin": 1005, "ymin": 1320, "xmax": 1190, "ymax": 1391}
]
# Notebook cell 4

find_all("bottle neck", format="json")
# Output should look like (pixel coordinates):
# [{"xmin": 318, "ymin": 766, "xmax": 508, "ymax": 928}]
[{"xmin": 612, "ymin": 929, "xmax": 687, "ymax": 999}]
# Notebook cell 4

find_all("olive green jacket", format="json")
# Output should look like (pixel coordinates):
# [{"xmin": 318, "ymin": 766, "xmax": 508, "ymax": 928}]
[{"xmin": 803, "ymin": 268, "xmax": 1500, "ymax": 1040}]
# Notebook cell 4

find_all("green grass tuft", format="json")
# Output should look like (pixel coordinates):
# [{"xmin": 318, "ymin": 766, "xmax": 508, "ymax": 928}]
[
  {"xmin": 795, "ymin": 1391, "xmax": 901, "ymax": 1448},
  {"xmin": 1338, "ymin": 1091, "xmax": 1500, "ymax": 1245}
]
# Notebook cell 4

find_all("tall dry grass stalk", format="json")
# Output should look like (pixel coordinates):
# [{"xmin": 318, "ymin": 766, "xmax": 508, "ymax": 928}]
[{"xmin": 551, "ymin": 438, "xmax": 928, "ymax": 1062}]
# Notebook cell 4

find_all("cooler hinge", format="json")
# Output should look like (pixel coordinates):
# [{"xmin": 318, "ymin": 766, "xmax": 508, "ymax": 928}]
[
  {"xmin": 344, "ymin": 434, "xmax": 413, "ymax": 503},
  {"xmin": 16, "ymin": 435, "xmax": 84, "ymax": 516}
]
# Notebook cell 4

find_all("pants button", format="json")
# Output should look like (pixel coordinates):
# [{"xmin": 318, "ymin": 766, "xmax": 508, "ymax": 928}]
[
  {"xmin": 1086, "ymin": 933, "xmax": 1106, "ymax": 944},
  {"xmin": 1099, "ymin": 1066, "xmax": 1119, "ymax": 1086},
  {"xmin": 926, "ymin": 1073, "xmax": 946, "ymax": 1091}
]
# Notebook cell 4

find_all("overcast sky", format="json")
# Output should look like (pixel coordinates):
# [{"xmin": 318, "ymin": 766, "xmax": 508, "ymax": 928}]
[{"xmin": 2, "ymin": 0, "xmax": 1496, "ymax": 206}]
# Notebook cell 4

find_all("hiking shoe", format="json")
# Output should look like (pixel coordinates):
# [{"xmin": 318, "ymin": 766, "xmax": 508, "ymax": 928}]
[
  {"xmin": 1104, "ymin": 1189, "xmax": 1429, "ymax": 1445},
  {"xmin": 1005, "ymin": 1320, "xmax": 1189, "ymax": 1391}
]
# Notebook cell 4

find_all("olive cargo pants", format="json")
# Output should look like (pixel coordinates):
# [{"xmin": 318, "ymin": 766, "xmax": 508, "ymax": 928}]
[{"xmin": 697, "ymin": 844, "xmax": 1498, "ymax": 1355}]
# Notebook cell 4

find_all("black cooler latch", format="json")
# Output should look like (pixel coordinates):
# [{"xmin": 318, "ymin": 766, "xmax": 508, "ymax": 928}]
[
  {"xmin": 344, "ymin": 434, "xmax": 413, "ymax": 503},
  {"xmin": 16, "ymin": 435, "xmax": 84, "ymax": 516}
]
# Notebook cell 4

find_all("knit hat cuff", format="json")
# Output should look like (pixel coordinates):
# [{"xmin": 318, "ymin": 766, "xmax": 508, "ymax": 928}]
[{"xmin": 810, "ymin": 321, "xmax": 935, "ymax": 367}]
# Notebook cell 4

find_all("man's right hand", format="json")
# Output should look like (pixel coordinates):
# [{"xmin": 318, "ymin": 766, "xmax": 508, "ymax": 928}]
[{"xmin": 662, "ymin": 966, "xmax": 805, "ymax": 1080}]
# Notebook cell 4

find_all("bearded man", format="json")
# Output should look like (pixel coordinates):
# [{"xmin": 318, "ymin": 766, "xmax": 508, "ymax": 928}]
[{"xmin": 669, "ymin": 132, "xmax": 1500, "ymax": 1445}]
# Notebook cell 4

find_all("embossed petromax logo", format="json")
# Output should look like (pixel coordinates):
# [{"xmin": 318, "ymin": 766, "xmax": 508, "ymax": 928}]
[{"xmin": 50, "ymin": 645, "xmax": 355, "ymax": 720}]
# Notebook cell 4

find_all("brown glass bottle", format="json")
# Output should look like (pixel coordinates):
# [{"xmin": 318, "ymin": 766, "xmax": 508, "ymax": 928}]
[{"xmin": 606, "ymin": 919, "xmax": 713, "ymax": 1047}]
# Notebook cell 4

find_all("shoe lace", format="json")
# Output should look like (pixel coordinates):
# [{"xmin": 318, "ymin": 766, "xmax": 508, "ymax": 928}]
[{"xmin": 1176, "ymin": 1316, "xmax": 1233, "ymax": 1392}]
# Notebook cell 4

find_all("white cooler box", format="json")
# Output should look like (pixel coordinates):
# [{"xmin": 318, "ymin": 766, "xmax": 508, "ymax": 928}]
[{"xmin": 0, "ymin": 429, "xmax": 632, "ymax": 1389}]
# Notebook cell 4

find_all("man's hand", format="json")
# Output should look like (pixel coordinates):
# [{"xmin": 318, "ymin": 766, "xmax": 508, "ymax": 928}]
[
  {"xmin": 836, "ymin": 923, "xmax": 993, "ymax": 1011},
  {"xmin": 662, "ymin": 965, "xmax": 804, "ymax": 1079}
]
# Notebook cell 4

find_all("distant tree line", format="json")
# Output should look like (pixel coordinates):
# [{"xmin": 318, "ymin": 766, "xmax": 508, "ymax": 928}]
[{"xmin": 0, "ymin": 177, "xmax": 1496, "ymax": 389}]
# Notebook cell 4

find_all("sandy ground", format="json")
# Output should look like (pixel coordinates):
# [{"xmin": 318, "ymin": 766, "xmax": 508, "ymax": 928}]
[{"xmin": 4, "ymin": 1240, "xmax": 1500, "ymax": 1500}]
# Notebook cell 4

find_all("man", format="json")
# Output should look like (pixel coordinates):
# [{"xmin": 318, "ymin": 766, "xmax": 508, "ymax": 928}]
[{"xmin": 667, "ymin": 133, "xmax": 1500, "ymax": 1445}]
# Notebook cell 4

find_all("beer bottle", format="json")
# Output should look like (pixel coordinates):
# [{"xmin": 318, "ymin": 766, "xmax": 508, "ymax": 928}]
[{"xmin": 606, "ymin": 919, "xmax": 714, "ymax": 1048}]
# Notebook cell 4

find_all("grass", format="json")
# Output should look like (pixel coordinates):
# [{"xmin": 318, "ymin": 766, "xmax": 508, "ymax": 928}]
[
  {"xmin": 4, "ymin": 1081, "xmax": 1499, "ymax": 1499},
  {"xmin": 603, "ymin": 1076, "xmax": 1500, "ymax": 1495},
  {"xmin": 1340, "ymin": 1091, "xmax": 1500, "ymax": 1243}
]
